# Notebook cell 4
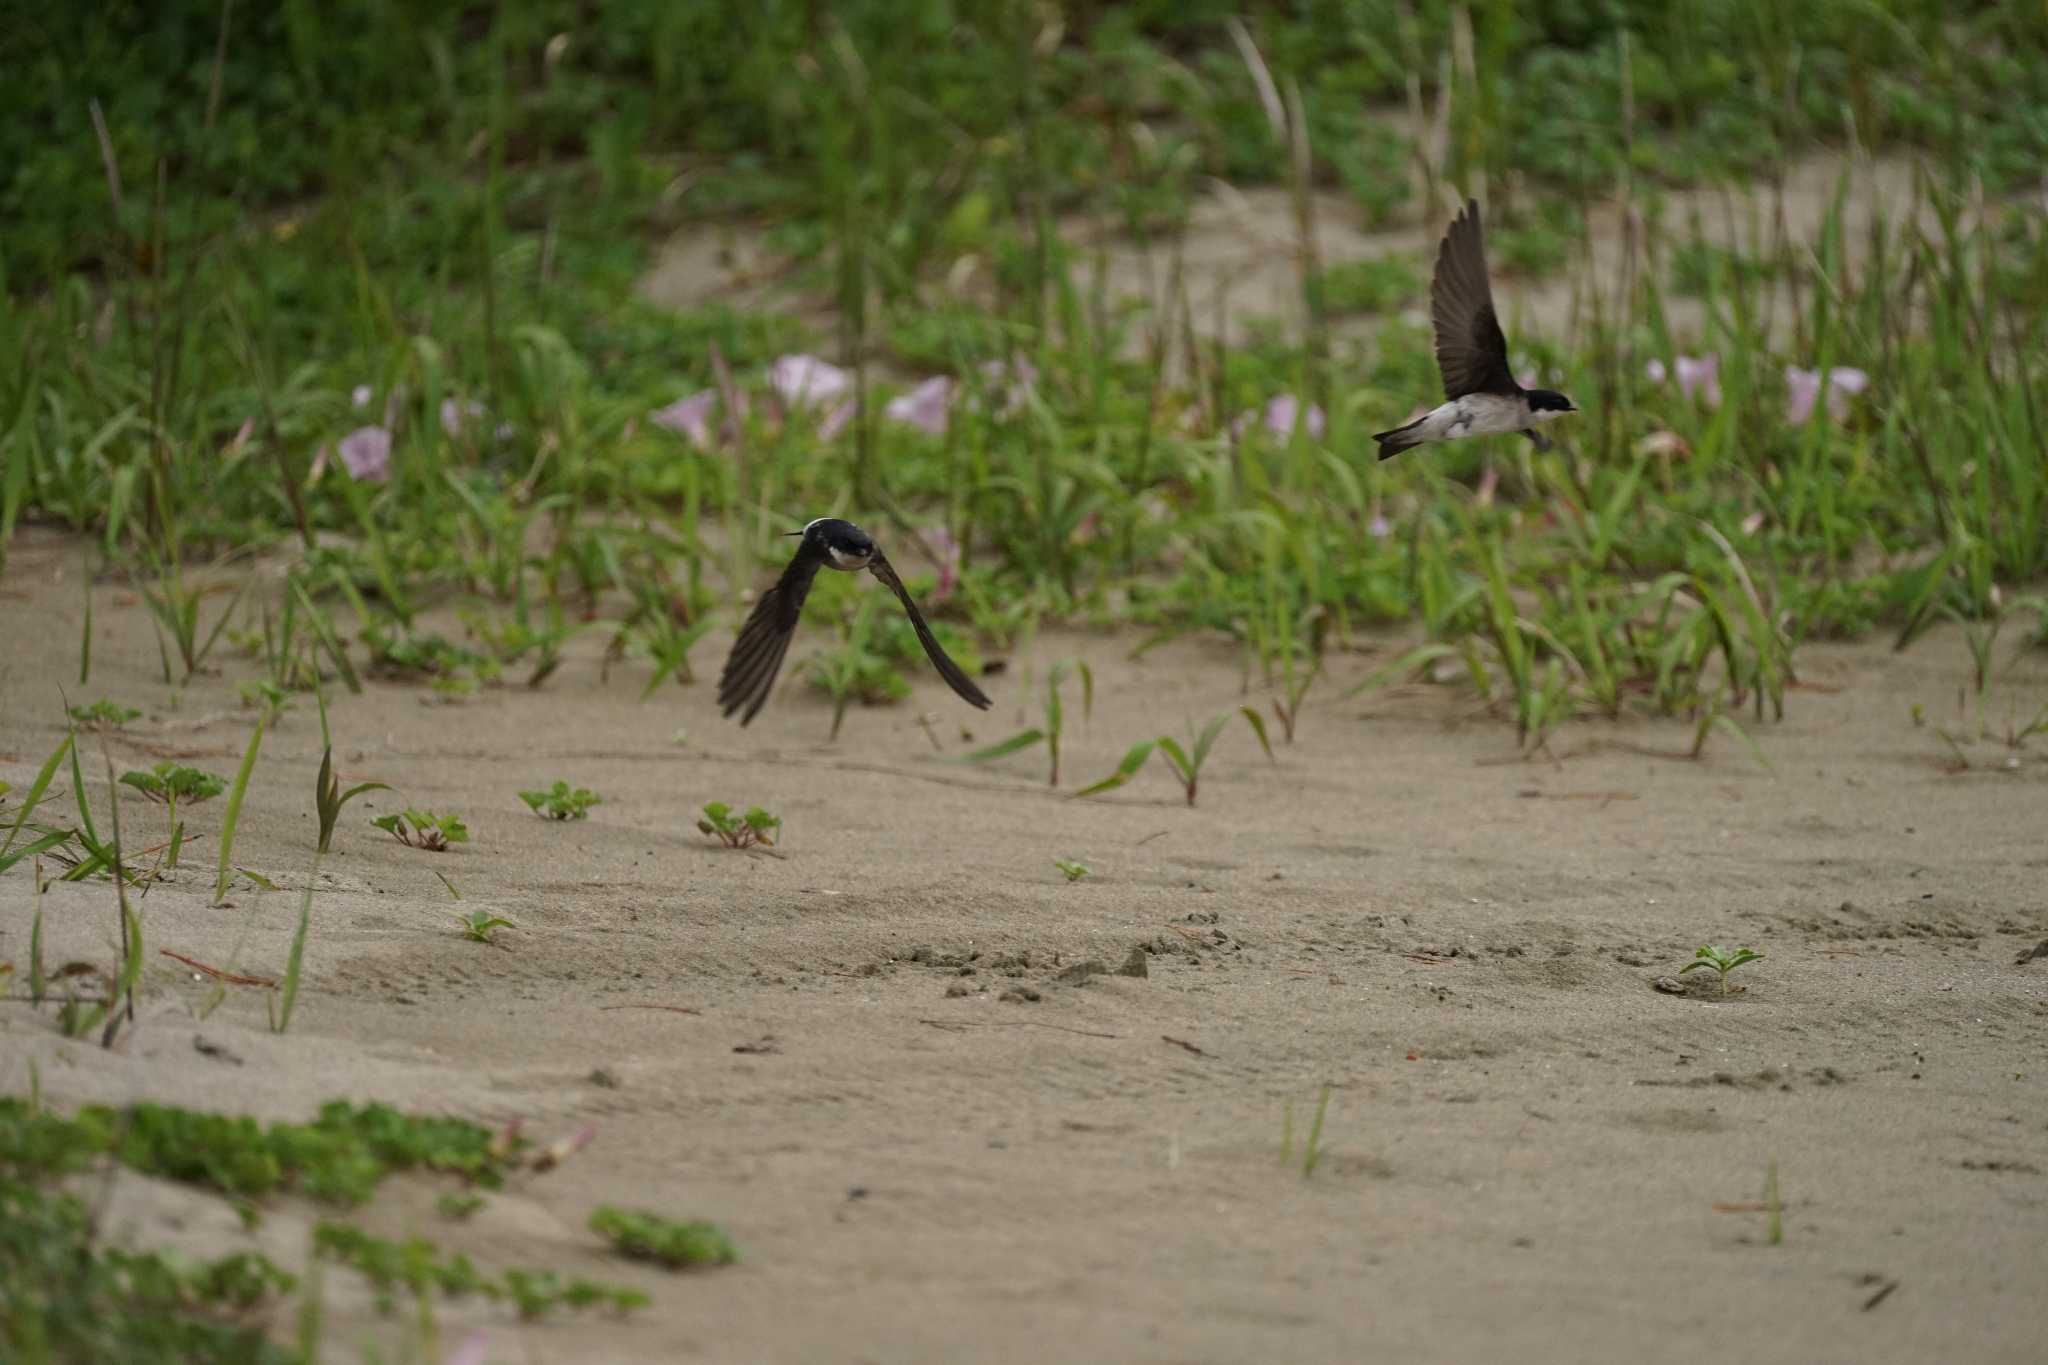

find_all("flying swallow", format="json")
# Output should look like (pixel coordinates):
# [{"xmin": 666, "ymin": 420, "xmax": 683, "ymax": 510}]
[
  {"xmin": 1374, "ymin": 198, "xmax": 1577, "ymax": 460},
  {"xmin": 717, "ymin": 518, "xmax": 992, "ymax": 725}
]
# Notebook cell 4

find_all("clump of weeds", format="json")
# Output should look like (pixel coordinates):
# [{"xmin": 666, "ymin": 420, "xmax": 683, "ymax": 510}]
[
  {"xmin": 455, "ymin": 910, "xmax": 515, "ymax": 944},
  {"xmin": 589, "ymin": 1205, "xmax": 739, "ymax": 1270},
  {"xmin": 373, "ymin": 809, "xmax": 469, "ymax": 852},
  {"xmin": 118, "ymin": 762, "xmax": 225, "ymax": 869},
  {"xmin": 697, "ymin": 802, "xmax": 780, "ymax": 850},
  {"xmin": 519, "ymin": 781, "xmax": 601, "ymax": 820}
]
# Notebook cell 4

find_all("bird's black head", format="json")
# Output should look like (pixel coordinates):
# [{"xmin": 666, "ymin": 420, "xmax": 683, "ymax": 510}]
[
  {"xmin": 797, "ymin": 517, "xmax": 876, "ymax": 571},
  {"xmin": 1526, "ymin": 388, "xmax": 1577, "ymax": 415}
]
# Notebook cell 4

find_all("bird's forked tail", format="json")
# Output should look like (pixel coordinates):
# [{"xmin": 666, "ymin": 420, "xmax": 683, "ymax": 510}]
[{"xmin": 1372, "ymin": 415, "xmax": 1427, "ymax": 461}]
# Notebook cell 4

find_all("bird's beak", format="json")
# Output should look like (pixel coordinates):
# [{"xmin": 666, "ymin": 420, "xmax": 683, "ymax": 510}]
[{"xmin": 783, "ymin": 529, "xmax": 804, "ymax": 537}]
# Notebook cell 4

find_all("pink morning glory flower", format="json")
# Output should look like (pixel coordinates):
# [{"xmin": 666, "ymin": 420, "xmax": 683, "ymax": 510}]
[
  {"xmin": 336, "ymin": 426, "xmax": 391, "ymax": 483},
  {"xmin": 885, "ymin": 377, "xmax": 954, "ymax": 436},
  {"xmin": 1785, "ymin": 366, "xmax": 1868, "ymax": 425},
  {"xmin": 769, "ymin": 354, "xmax": 852, "ymax": 410}
]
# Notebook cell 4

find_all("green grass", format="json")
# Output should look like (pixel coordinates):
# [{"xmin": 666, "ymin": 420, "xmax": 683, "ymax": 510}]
[
  {"xmin": 0, "ymin": 1096, "xmax": 646, "ymax": 1357},
  {"xmin": 2, "ymin": 1, "xmax": 2046, "ymax": 784}
]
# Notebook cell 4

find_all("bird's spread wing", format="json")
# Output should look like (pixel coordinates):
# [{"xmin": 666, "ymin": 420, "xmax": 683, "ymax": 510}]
[
  {"xmin": 718, "ymin": 540, "xmax": 826, "ymax": 725},
  {"xmin": 867, "ymin": 553, "xmax": 992, "ymax": 711},
  {"xmin": 1431, "ymin": 198, "xmax": 1519, "ymax": 400}
]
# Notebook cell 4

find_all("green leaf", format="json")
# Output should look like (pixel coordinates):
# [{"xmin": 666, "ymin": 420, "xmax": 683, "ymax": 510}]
[
  {"xmin": 214, "ymin": 717, "xmax": 266, "ymax": 905},
  {"xmin": 0, "ymin": 827, "xmax": 75, "ymax": 875},
  {"xmin": 956, "ymin": 728, "xmax": 1046, "ymax": 764},
  {"xmin": 1156, "ymin": 736, "xmax": 1194, "ymax": 782},
  {"xmin": 1238, "ymin": 706, "xmax": 1275, "ymax": 763},
  {"xmin": 1, "ymin": 732, "xmax": 72, "ymax": 859},
  {"xmin": 1076, "ymin": 740, "xmax": 1156, "ymax": 798},
  {"xmin": 1190, "ymin": 714, "xmax": 1229, "ymax": 770}
]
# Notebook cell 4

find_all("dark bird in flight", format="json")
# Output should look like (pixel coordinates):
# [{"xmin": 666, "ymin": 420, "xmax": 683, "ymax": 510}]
[
  {"xmin": 717, "ymin": 518, "xmax": 992, "ymax": 725},
  {"xmin": 1374, "ymin": 198, "xmax": 1577, "ymax": 460}
]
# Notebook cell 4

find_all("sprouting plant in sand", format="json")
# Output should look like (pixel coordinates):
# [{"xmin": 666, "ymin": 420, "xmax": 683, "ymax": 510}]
[
  {"xmin": 373, "ymin": 808, "xmax": 469, "ymax": 852},
  {"xmin": 1078, "ymin": 708, "xmax": 1274, "ymax": 806},
  {"xmin": 589, "ymin": 1206, "xmax": 739, "ymax": 1269},
  {"xmin": 455, "ymin": 910, "xmax": 515, "ymax": 944},
  {"xmin": 67, "ymin": 700, "xmax": 141, "ymax": 731},
  {"xmin": 118, "ymin": 762, "xmax": 225, "ymax": 869},
  {"xmin": 1279, "ymin": 1083, "xmax": 1334, "ymax": 1179},
  {"xmin": 1680, "ymin": 945, "xmax": 1764, "ymax": 995},
  {"xmin": 519, "ymin": 781, "xmax": 602, "ymax": 821},
  {"xmin": 1053, "ymin": 858, "xmax": 1090, "ymax": 882},
  {"xmin": 315, "ymin": 748, "xmax": 390, "ymax": 854},
  {"xmin": 697, "ymin": 803, "xmax": 780, "ymax": 850},
  {"xmin": 960, "ymin": 658, "xmax": 1092, "ymax": 785},
  {"xmin": 237, "ymin": 678, "xmax": 294, "ymax": 726}
]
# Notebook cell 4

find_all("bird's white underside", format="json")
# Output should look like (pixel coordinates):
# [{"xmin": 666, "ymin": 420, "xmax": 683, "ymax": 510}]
[
  {"xmin": 825, "ymin": 545, "xmax": 872, "ymax": 570},
  {"xmin": 1411, "ymin": 394, "xmax": 1560, "ymax": 444}
]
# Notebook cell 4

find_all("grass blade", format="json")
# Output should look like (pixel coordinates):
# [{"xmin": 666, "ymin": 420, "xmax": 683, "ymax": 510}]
[
  {"xmin": 1237, "ymin": 706, "xmax": 1275, "ymax": 763},
  {"xmin": 214, "ymin": 717, "xmax": 266, "ymax": 905},
  {"xmin": 1076, "ymin": 740, "xmax": 1156, "ymax": 798},
  {"xmin": 955, "ymin": 729, "xmax": 1046, "ymax": 764},
  {"xmin": 275, "ymin": 854, "xmax": 320, "ymax": 1033},
  {"xmin": 0, "ymin": 827, "xmax": 75, "ymax": 875},
  {"xmin": 2, "ymin": 732, "xmax": 74, "ymax": 859}
]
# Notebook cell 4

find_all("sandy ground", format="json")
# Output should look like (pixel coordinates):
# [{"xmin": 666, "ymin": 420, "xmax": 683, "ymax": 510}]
[
  {"xmin": 642, "ymin": 149, "xmax": 1944, "ymax": 369},
  {"xmin": 3, "ymin": 521, "xmax": 2047, "ymax": 1363}
]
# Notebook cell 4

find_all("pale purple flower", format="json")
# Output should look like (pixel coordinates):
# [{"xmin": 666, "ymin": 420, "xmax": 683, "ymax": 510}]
[
  {"xmin": 1263, "ymin": 394, "xmax": 1325, "ymax": 440},
  {"xmin": 885, "ymin": 377, "xmax": 953, "ymax": 436},
  {"xmin": 1517, "ymin": 369, "xmax": 1539, "ymax": 390},
  {"xmin": 919, "ymin": 525, "xmax": 961, "ymax": 605},
  {"xmin": 1675, "ymin": 355, "xmax": 1721, "ymax": 408},
  {"xmin": 977, "ymin": 357, "xmax": 1038, "ymax": 417},
  {"xmin": 1367, "ymin": 513, "xmax": 1392, "ymax": 540},
  {"xmin": 1786, "ymin": 365, "xmax": 1868, "ymax": 425},
  {"xmin": 1647, "ymin": 354, "xmax": 1721, "ymax": 408},
  {"xmin": 651, "ymin": 390, "xmax": 720, "ymax": 448},
  {"xmin": 1231, "ymin": 394, "xmax": 1326, "ymax": 441},
  {"xmin": 1741, "ymin": 510, "xmax": 1766, "ymax": 536},
  {"xmin": 769, "ymin": 354, "xmax": 851, "ymax": 410},
  {"xmin": 817, "ymin": 400, "xmax": 856, "ymax": 442},
  {"xmin": 336, "ymin": 425, "xmax": 391, "ymax": 483},
  {"xmin": 440, "ymin": 397, "xmax": 487, "ymax": 439},
  {"xmin": 350, "ymin": 384, "xmax": 372, "ymax": 410}
]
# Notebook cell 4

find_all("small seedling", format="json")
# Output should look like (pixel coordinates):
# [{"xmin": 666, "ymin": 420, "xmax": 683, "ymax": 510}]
[
  {"xmin": 697, "ymin": 802, "xmax": 780, "ymax": 850},
  {"xmin": 1680, "ymin": 944, "xmax": 1764, "ymax": 996},
  {"xmin": 519, "ymin": 781, "xmax": 602, "ymax": 820},
  {"xmin": 315, "ymin": 747, "xmax": 390, "ymax": 853},
  {"xmin": 960, "ymin": 658, "xmax": 1091, "ymax": 785},
  {"xmin": 1279, "ymin": 1083, "xmax": 1334, "ymax": 1178},
  {"xmin": 589, "ymin": 1206, "xmax": 739, "ymax": 1270},
  {"xmin": 455, "ymin": 910, "xmax": 515, "ymax": 943},
  {"xmin": 238, "ymin": 678, "xmax": 294, "ymax": 725},
  {"xmin": 1078, "ymin": 707, "xmax": 1274, "ymax": 806},
  {"xmin": 120, "ymin": 762, "xmax": 226, "ymax": 869},
  {"xmin": 1053, "ymin": 858, "xmax": 1090, "ymax": 882},
  {"xmin": 436, "ymin": 1191, "xmax": 486, "ymax": 1220},
  {"xmin": 67, "ymin": 700, "xmax": 141, "ymax": 731},
  {"xmin": 374, "ymin": 809, "xmax": 469, "ymax": 852}
]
